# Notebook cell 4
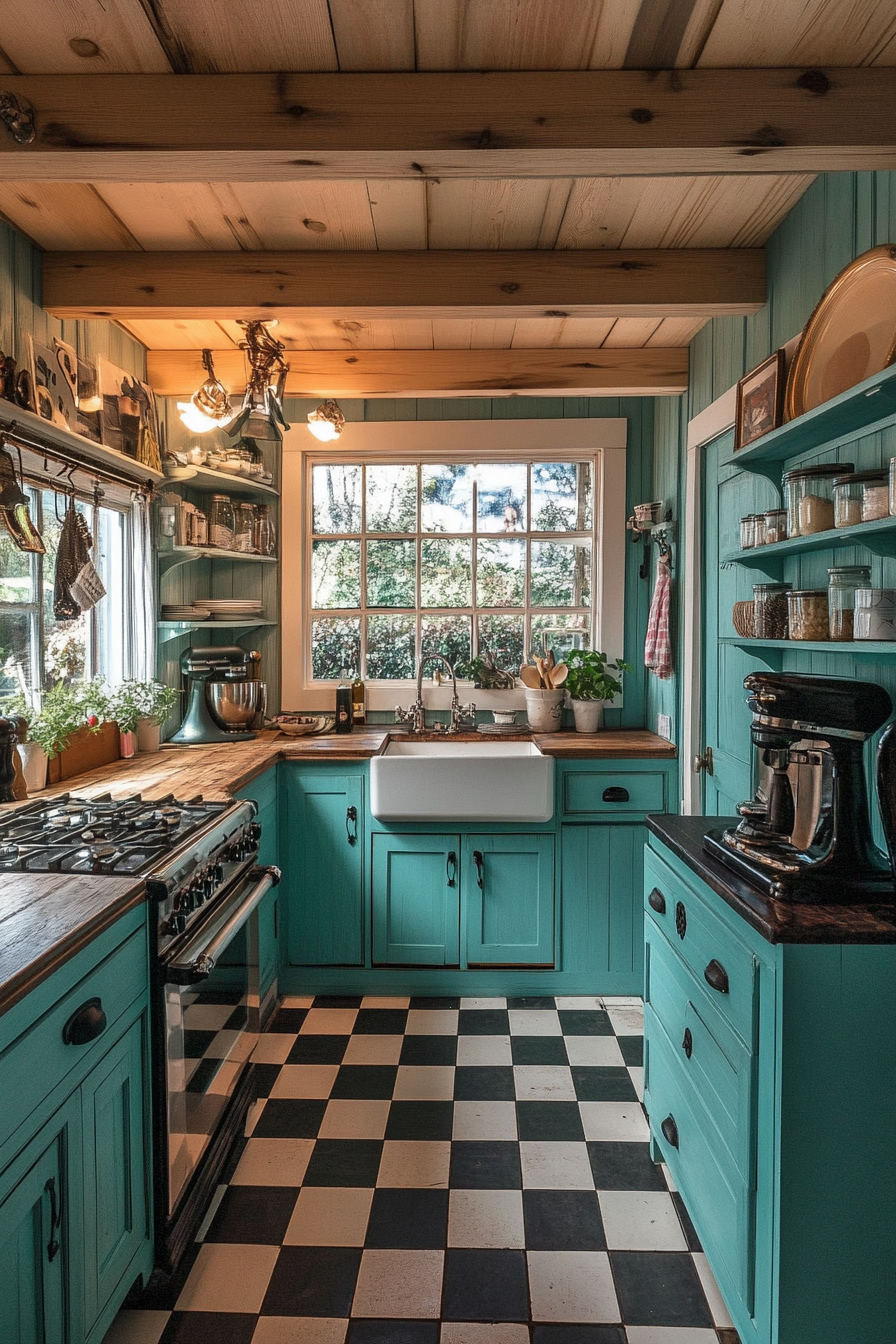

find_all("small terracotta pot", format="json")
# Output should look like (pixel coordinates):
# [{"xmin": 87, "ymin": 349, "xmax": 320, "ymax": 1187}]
[{"xmin": 119, "ymin": 729, "xmax": 138, "ymax": 758}]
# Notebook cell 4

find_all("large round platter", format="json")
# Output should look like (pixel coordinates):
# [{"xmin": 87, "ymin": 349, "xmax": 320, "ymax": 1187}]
[
  {"xmin": 785, "ymin": 244, "xmax": 896, "ymax": 420},
  {"xmin": 272, "ymin": 714, "xmax": 335, "ymax": 736}
]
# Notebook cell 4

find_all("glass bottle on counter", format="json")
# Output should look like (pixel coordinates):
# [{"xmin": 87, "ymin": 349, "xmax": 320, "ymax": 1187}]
[
  {"xmin": 335, "ymin": 680, "xmax": 353, "ymax": 734},
  {"xmin": 254, "ymin": 504, "xmax": 277, "ymax": 557},
  {"xmin": 351, "ymin": 676, "xmax": 366, "ymax": 726},
  {"xmin": 828, "ymin": 565, "xmax": 871, "ymax": 641},
  {"xmin": 208, "ymin": 494, "xmax": 235, "ymax": 550}
]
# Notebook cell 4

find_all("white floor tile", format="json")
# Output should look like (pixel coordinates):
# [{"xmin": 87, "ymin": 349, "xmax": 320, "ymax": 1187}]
[
  {"xmin": 101, "ymin": 1310, "xmax": 171, "ymax": 1344},
  {"xmin": 662, "ymin": 1163, "xmax": 678, "ymax": 1192},
  {"xmin": 181, "ymin": 1004, "xmax": 233, "ymax": 1031},
  {"xmin": 252, "ymin": 1319, "xmax": 347, "ymax": 1344},
  {"xmin": 176, "ymin": 1243, "xmax": 279, "ymax": 1313},
  {"xmin": 629, "ymin": 1065, "xmax": 645, "ymax": 1100},
  {"xmin": 377, "ymin": 1140, "xmax": 451, "ymax": 1188},
  {"xmin": 527, "ymin": 1250, "xmax": 621, "ymax": 1322},
  {"xmin": 456, "ymin": 1034, "xmax": 512, "ymax": 1066},
  {"xmin": 280, "ymin": 996, "xmax": 315, "ymax": 1008},
  {"xmin": 318, "ymin": 1098, "xmax": 391, "ymax": 1139},
  {"xmin": 448, "ymin": 1189, "xmax": 525, "ymax": 1248},
  {"xmin": 361, "ymin": 996, "xmax": 410, "ymax": 1008},
  {"xmin": 460, "ymin": 997, "xmax": 507, "ymax": 1008},
  {"xmin": 283, "ymin": 1186, "xmax": 373, "ymax": 1246},
  {"xmin": 269, "ymin": 1064, "xmax": 339, "ymax": 1099},
  {"xmin": 230, "ymin": 1138, "xmax": 313, "ymax": 1186},
  {"xmin": 244, "ymin": 1097, "xmax": 266, "ymax": 1136},
  {"xmin": 519, "ymin": 1141, "xmax": 595, "ymax": 1189},
  {"xmin": 342, "ymin": 1034, "xmax": 404, "ymax": 1065},
  {"xmin": 602, "ymin": 996, "xmax": 644, "ymax": 1008},
  {"xmin": 508, "ymin": 1009, "xmax": 562, "ymax": 1036},
  {"xmin": 393, "ymin": 1065, "xmax": 455, "ymax": 1100},
  {"xmin": 251, "ymin": 1032, "xmax": 297, "ymax": 1064},
  {"xmin": 578, "ymin": 1101, "xmax": 650, "ymax": 1142},
  {"xmin": 605, "ymin": 1004, "xmax": 645, "ymax": 1035},
  {"xmin": 298, "ymin": 1008, "xmax": 358, "ymax": 1035},
  {"xmin": 441, "ymin": 1324, "xmax": 530, "ymax": 1342},
  {"xmin": 352, "ymin": 1249, "xmax": 444, "ymax": 1317},
  {"xmin": 625, "ymin": 1329, "xmax": 719, "ymax": 1344},
  {"xmin": 598, "ymin": 1190, "xmax": 688, "ymax": 1250},
  {"xmin": 564, "ymin": 1036, "xmax": 626, "ymax": 1067},
  {"xmin": 692, "ymin": 1252, "xmax": 735, "ymax": 1327},
  {"xmin": 513, "ymin": 1065, "xmax": 576, "ymax": 1101},
  {"xmin": 555, "ymin": 996, "xmax": 604, "ymax": 1010},
  {"xmin": 452, "ymin": 1101, "xmax": 518, "ymax": 1141},
  {"xmin": 406, "ymin": 1009, "xmax": 459, "ymax": 1035}
]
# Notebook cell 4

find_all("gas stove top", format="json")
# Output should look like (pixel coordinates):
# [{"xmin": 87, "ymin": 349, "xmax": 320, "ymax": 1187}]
[{"xmin": 0, "ymin": 793, "xmax": 230, "ymax": 875}]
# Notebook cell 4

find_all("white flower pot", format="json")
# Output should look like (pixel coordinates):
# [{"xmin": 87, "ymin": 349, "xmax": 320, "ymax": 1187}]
[
  {"xmin": 571, "ymin": 698, "xmax": 605, "ymax": 733},
  {"xmin": 136, "ymin": 718, "xmax": 162, "ymax": 753},
  {"xmin": 18, "ymin": 741, "xmax": 47, "ymax": 793},
  {"xmin": 119, "ymin": 729, "xmax": 138, "ymax": 759},
  {"xmin": 524, "ymin": 687, "xmax": 567, "ymax": 733}
]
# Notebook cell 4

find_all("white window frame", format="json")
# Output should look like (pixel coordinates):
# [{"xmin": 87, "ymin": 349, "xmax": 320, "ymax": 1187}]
[{"xmin": 281, "ymin": 418, "xmax": 627, "ymax": 712}]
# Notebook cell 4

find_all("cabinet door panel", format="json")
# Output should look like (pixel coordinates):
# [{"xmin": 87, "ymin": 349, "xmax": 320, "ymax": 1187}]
[
  {"xmin": 464, "ymin": 835, "xmax": 554, "ymax": 966},
  {"xmin": 561, "ymin": 825, "xmax": 644, "ymax": 993},
  {"xmin": 372, "ymin": 834, "xmax": 460, "ymax": 966},
  {"xmin": 81, "ymin": 1016, "xmax": 149, "ymax": 1333},
  {"xmin": 286, "ymin": 773, "xmax": 364, "ymax": 966}
]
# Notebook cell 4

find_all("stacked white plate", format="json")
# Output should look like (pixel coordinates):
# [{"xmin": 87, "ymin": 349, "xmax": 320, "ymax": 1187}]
[
  {"xmin": 161, "ymin": 605, "xmax": 210, "ymax": 621},
  {"xmin": 197, "ymin": 598, "xmax": 264, "ymax": 623}
]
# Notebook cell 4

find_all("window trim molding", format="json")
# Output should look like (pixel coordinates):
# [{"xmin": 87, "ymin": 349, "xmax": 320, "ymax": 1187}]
[{"xmin": 281, "ymin": 418, "xmax": 627, "ymax": 711}]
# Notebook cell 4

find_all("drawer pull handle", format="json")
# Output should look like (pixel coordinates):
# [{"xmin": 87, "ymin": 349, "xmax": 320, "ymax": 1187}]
[
  {"xmin": 345, "ymin": 805, "xmax": 357, "ymax": 845},
  {"xmin": 661, "ymin": 1115, "xmax": 679, "ymax": 1149},
  {"xmin": 447, "ymin": 850, "xmax": 457, "ymax": 887},
  {"xmin": 62, "ymin": 996, "xmax": 107, "ymax": 1046},
  {"xmin": 602, "ymin": 786, "xmax": 630, "ymax": 803},
  {"xmin": 44, "ymin": 1177, "xmax": 62, "ymax": 1262},
  {"xmin": 648, "ymin": 887, "xmax": 666, "ymax": 915},
  {"xmin": 682, "ymin": 1027, "xmax": 693, "ymax": 1059},
  {"xmin": 704, "ymin": 959, "xmax": 730, "ymax": 994},
  {"xmin": 675, "ymin": 901, "xmax": 687, "ymax": 939},
  {"xmin": 473, "ymin": 849, "xmax": 484, "ymax": 889}
]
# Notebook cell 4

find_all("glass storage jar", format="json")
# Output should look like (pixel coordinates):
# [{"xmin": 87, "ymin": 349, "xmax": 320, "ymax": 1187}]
[
  {"xmin": 833, "ymin": 472, "xmax": 864, "ymax": 528},
  {"xmin": 740, "ymin": 515, "xmax": 757, "ymax": 549},
  {"xmin": 855, "ymin": 588, "xmax": 896, "ymax": 640},
  {"xmin": 763, "ymin": 509, "xmax": 787, "ymax": 544},
  {"xmin": 783, "ymin": 463, "xmax": 852, "ymax": 537},
  {"xmin": 787, "ymin": 589, "xmax": 830, "ymax": 641},
  {"xmin": 233, "ymin": 502, "xmax": 257, "ymax": 552},
  {"xmin": 888, "ymin": 457, "xmax": 896, "ymax": 516},
  {"xmin": 828, "ymin": 565, "xmax": 871, "ymax": 641},
  {"xmin": 753, "ymin": 582, "xmax": 791, "ymax": 639},
  {"xmin": 862, "ymin": 470, "xmax": 890, "ymax": 521},
  {"xmin": 208, "ymin": 494, "xmax": 235, "ymax": 550},
  {"xmin": 254, "ymin": 504, "xmax": 277, "ymax": 557}
]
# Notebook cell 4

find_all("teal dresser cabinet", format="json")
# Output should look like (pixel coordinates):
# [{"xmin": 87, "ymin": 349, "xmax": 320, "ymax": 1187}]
[
  {"xmin": 644, "ymin": 816, "xmax": 896, "ymax": 1344},
  {"xmin": 279, "ymin": 749, "xmax": 675, "ymax": 996},
  {"xmin": 0, "ymin": 904, "xmax": 153, "ymax": 1344}
]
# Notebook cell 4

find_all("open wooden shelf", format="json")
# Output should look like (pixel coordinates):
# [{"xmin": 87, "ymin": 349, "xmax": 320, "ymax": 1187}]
[
  {"xmin": 158, "ymin": 546, "xmax": 279, "ymax": 575},
  {"xmin": 163, "ymin": 464, "xmax": 279, "ymax": 497},
  {"xmin": 157, "ymin": 618, "xmax": 276, "ymax": 645},
  {"xmin": 720, "ymin": 635, "xmax": 896, "ymax": 663},
  {"xmin": 721, "ymin": 513, "xmax": 896, "ymax": 572}
]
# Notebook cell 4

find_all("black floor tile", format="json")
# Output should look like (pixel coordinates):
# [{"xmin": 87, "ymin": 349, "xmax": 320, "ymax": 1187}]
[
  {"xmin": 160, "ymin": 1312, "xmax": 256, "ymax": 1344},
  {"xmin": 409, "ymin": 996, "xmax": 460, "ymax": 1009},
  {"xmin": 286, "ymin": 1033, "xmax": 350, "ymax": 1064},
  {"xmin": 204, "ymin": 1185, "xmax": 298, "ymax": 1244},
  {"xmin": 507, "ymin": 996, "xmax": 557, "ymax": 1008},
  {"xmin": 450, "ymin": 1140, "xmax": 522, "ymax": 1189},
  {"xmin": 331, "ymin": 1065, "xmax": 398, "ymax": 1099},
  {"xmin": 511, "ymin": 1035, "xmax": 569, "ymax": 1065},
  {"xmin": 587, "ymin": 1141, "xmax": 667, "ymax": 1192},
  {"xmin": 610, "ymin": 1251, "xmax": 714, "ymax": 1327},
  {"xmin": 182, "ymin": 1029, "xmax": 217, "ymax": 1058},
  {"xmin": 517, "ymin": 1100, "xmax": 585, "ymax": 1141},
  {"xmin": 572, "ymin": 1066, "xmax": 638, "ymax": 1102},
  {"xmin": 558, "ymin": 1009, "xmax": 613, "ymax": 1036},
  {"xmin": 186, "ymin": 1056, "xmax": 226, "ymax": 1093},
  {"xmin": 302, "ymin": 1139, "xmax": 384, "ymax": 1187},
  {"xmin": 716, "ymin": 1330, "xmax": 742, "ymax": 1344},
  {"xmin": 672, "ymin": 1190, "xmax": 703, "ymax": 1251},
  {"xmin": 617, "ymin": 1035, "xmax": 644, "ymax": 1066},
  {"xmin": 365, "ymin": 1187, "xmax": 449, "ymax": 1248},
  {"xmin": 219, "ymin": 1135, "xmax": 247, "ymax": 1184},
  {"xmin": 224, "ymin": 1004, "xmax": 249, "ymax": 1031},
  {"xmin": 532, "ymin": 1328, "xmax": 626, "ymax": 1343},
  {"xmin": 385, "ymin": 1100, "xmax": 455, "ymax": 1141},
  {"xmin": 523, "ymin": 1189, "xmax": 606, "ymax": 1251},
  {"xmin": 347, "ymin": 1323, "xmax": 440, "ymax": 1343},
  {"xmin": 441, "ymin": 1247, "xmax": 529, "ymax": 1321},
  {"xmin": 454, "ymin": 1066, "xmax": 515, "ymax": 1100},
  {"xmin": 251, "ymin": 1098, "xmax": 327, "ymax": 1139},
  {"xmin": 354, "ymin": 1008, "xmax": 409, "ymax": 1035},
  {"xmin": 261, "ymin": 1244, "xmax": 362, "ymax": 1316},
  {"xmin": 400, "ymin": 1034, "xmax": 458, "ymax": 1065},
  {"xmin": 251, "ymin": 1064, "xmax": 281, "ymax": 1098},
  {"xmin": 313, "ymin": 995, "xmax": 364, "ymax": 1007},
  {"xmin": 269, "ymin": 1007, "xmax": 309, "ymax": 1031},
  {"xmin": 458, "ymin": 1008, "xmax": 510, "ymax": 1035}
]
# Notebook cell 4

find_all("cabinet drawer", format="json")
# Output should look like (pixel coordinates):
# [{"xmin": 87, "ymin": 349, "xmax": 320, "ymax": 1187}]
[
  {"xmin": 645, "ymin": 1005, "xmax": 755, "ymax": 1312},
  {"xmin": 645, "ymin": 925, "xmax": 756, "ymax": 1183},
  {"xmin": 563, "ymin": 770, "xmax": 665, "ymax": 817},
  {"xmin": 0, "ymin": 927, "xmax": 145, "ymax": 1152},
  {"xmin": 644, "ymin": 850, "xmax": 757, "ymax": 1049}
]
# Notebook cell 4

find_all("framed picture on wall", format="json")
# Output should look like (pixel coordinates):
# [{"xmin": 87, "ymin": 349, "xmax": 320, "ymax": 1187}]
[{"xmin": 734, "ymin": 350, "xmax": 786, "ymax": 451}]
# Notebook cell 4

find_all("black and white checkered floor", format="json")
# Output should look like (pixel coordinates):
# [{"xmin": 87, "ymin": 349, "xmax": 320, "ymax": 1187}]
[{"xmin": 106, "ymin": 996, "xmax": 740, "ymax": 1344}]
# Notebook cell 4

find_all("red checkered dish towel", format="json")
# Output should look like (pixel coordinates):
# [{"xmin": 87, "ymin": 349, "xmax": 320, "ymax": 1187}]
[{"xmin": 644, "ymin": 553, "xmax": 672, "ymax": 680}]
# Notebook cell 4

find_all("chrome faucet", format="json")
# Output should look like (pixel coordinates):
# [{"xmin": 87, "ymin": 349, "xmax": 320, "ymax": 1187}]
[{"xmin": 395, "ymin": 654, "xmax": 476, "ymax": 734}]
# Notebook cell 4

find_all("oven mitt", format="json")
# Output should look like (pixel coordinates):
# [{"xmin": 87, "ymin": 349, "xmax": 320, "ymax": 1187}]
[
  {"xmin": 54, "ymin": 504, "xmax": 96, "ymax": 619},
  {"xmin": 70, "ymin": 559, "xmax": 106, "ymax": 612}
]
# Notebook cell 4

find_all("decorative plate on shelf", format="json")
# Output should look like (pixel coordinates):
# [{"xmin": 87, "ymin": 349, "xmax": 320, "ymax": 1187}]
[{"xmin": 785, "ymin": 244, "xmax": 896, "ymax": 420}]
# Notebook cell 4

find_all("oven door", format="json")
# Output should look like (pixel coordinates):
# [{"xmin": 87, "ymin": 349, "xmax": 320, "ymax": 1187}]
[{"xmin": 162, "ymin": 865, "xmax": 278, "ymax": 1215}]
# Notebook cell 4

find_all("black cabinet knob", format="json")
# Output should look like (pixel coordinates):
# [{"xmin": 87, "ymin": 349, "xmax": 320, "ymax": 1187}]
[
  {"xmin": 704, "ymin": 959, "xmax": 730, "ymax": 994},
  {"xmin": 648, "ymin": 887, "xmax": 666, "ymax": 915},
  {"xmin": 682, "ymin": 1027, "xmax": 693, "ymax": 1059},
  {"xmin": 602, "ymin": 786, "xmax": 630, "ymax": 803},
  {"xmin": 661, "ymin": 1115, "xmax": 679, "ymax": 1148},
  {"xmin": 62, "ymin": 997, "xmax": 107, "ymax": 1046},
  {"xmin": 675, "ymin": 901, "xmax": 687, "ymax": 939}
]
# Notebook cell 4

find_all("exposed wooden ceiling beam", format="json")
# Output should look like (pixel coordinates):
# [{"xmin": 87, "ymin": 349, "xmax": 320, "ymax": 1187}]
[
  {"xmin": 145, "ymin": 347, "xmax": 689, "ymax": 398},
  {"xmin": 43, "ymin": 249, "xmax": 765, "ymax": 321},
  {"xmin": 0, "ymin": 69, "xmax": 892, "ymax": 180}
]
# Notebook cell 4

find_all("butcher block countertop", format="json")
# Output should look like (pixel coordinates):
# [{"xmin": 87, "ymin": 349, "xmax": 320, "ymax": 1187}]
[{"xmin": 0, "ymin": 727, "xmax": 674, "ymax": 1016}]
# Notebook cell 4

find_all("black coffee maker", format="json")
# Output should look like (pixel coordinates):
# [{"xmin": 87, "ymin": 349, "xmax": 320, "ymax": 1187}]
[{"xmin": 704, "ymin": 672, "xmax": 895, "ymax": 902}]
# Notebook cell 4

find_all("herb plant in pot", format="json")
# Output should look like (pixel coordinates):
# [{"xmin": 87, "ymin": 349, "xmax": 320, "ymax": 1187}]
[
  {"xmin": 565, "ymin": 650, "xmax": 631, "ymax": 733},
  {"xmin": 109, "ymin": 680, "xmax": 179, "ymax": 755}
]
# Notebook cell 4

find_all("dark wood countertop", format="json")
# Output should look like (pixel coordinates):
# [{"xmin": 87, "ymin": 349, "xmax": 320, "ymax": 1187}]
[{"xmin": 646, "ymin": 814, "xmax": 896, "ymax": 946}]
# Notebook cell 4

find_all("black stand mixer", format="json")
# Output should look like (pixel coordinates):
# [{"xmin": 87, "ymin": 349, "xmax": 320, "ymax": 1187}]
[
  {"xmin": 704, "ymin": 672, "xmax": 895, "ymax": 903},
  {"xmin": 168, "ymin": 646, "xmax": 261, "ymax": 746}
]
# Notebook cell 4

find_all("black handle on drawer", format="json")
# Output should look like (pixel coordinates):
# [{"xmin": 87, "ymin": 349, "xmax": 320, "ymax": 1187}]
[
  {"xmin": 675, "ymin": 901, "xmax": 687, "ymax": 939},
  {"xmin": 648, "ymin": 887, "xmax": 666, "ymax": 915},
  {"xmin": 62, "ymin": 996, "xmax": 107, "ymax": 1046},
  {"xmin": 602, "ymin": 786, "xmax": 630, "ymax": 803},
  {"xmin": 44, "ymin": 1176, "xmax": 62, "ymax": 1261},
  {"xmin": 704, "ymin": 959, "xmax": 730, "ymax": 994},
  {"xmin": 473, "ymin": 850, "xmax": 484, "ymax": 889},
  {"xmin": 345, "ymin": 805, "xmax": 358, "ymax": 845},
  {"xmin": 447, "ymin": 851, "xmax": 457, "ymax": 887},
  {"xmin": 661, "ymin": 1115, "xmax": 679, "ymax": 1149},
  {"xmin": 682, "ymin": 1027, "xmax": 693, "ymax": 1059}
]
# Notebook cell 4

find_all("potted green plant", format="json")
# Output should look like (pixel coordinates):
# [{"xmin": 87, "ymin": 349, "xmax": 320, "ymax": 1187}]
[
  {"xmin": 2, "ymin": 679, "xmax": 113, "ymax": 790},
  {"xmin": 108, "ymin": 680, "xmax": 179, "ymax": 755},
  {"xmin": 564, "ymin": 649, "xmax": 631, "ymax": 732}
]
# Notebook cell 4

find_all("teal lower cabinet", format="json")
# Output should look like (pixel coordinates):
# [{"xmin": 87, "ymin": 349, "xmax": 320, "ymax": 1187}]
[
  {"xmin": 372, "ymin": 833, "xmax": 460, "ymax": 965},
  {"xmin": 284, "ymin": 768, "xmax": 364, "ymax": 966},
  {"xmin": 644, "ymin": 828, "xmax": 896, "ymax": 1344},
  {"xmin": 464, "ymin": 834, "xmax": 554, "ymax": 966},
  {"xmin": 560, "ymin": 825, "xmax": 646, "ymax": 993},
  {"xmin": 0, "ymin": 906, "xmax": 153, "ymax": 1344}
]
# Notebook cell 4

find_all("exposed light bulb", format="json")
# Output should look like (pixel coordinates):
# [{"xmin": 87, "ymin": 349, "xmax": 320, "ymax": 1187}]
[
  {"xmin": 307, "ymin": 418, "xmax": 341, "ymax": 442},
  {"xmin": 177, "ymin": 401, "xmax": 229, "ymax": 434},
  {"xmin": 307, "ymin": 399, "xmax": 345, "ymax": 442}
]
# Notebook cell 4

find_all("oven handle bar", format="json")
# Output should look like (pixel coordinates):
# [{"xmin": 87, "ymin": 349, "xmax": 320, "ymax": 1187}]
[{"xmin": 165, "ymin": 865, "xmax": 280, "ymax": 985}]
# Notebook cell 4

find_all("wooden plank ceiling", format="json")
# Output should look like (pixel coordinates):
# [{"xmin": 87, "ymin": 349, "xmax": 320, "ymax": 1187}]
[{"xmin": 0, "ymin": 0, "xmax": 890, "ymax": 391}]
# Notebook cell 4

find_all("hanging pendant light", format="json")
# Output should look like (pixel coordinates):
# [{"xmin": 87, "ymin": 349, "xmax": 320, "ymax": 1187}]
[
  {"xmin": 307, "ymin": 399, "xmax": 345, "ymax": 442},
  {"xmin": 227, "ymin": 321, "xmax": 291, "ymax": 442},
  {"xmin": 177, "ymin": 349, "xmax": 234, "ymax": 433}
]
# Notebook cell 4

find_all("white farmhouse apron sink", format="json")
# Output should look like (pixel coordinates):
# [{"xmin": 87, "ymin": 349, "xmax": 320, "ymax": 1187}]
[{"xmin": 370, "ymin": 739, "xmax": 554, "ymax": 822}]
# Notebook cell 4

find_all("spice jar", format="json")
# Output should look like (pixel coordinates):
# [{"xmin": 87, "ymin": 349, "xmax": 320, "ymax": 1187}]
[
  {"xmin": 753, "ymin": 582, "xmax": 791, "ymax": 639},
  {"xmin": 828, "ymin": 565, "xmax": 871, "ymax": 641},
  {"xmin": 782, "ymin": 463, "xmax": 852, "ymax": 537},
  {"xmin": 740, "ymin": 515, "xmax": 757, "ymax": 550},
  {"xmin": 787, "ymin": 589, "xmax": 830, "ymax": 641},
  {"xmin": 763, "ymin": 509, "xmax": 787, "ymax": 545},
  {"xmin": 208, "ymin": 494, "xmax": 235, "ymax": 550},
  {"xmin": 855, "ymin": 589, "xmax": 896, "ymax": 641}
]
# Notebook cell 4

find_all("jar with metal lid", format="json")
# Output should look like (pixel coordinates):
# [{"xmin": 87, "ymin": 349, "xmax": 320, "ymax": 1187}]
[
  {"xmin": 782, "ymin": 462, "xmax": 852, "ymax": 537},
  {"xmin": 740, "ymin": 515, "xmax": 756, "ymax": 549},
  {"xmin": 208, "ymin": 494, "xmax": 235, "ymax": 550},
  {"xmin": 233, "ymin": 501, "xmax": 258, "ymax": 552},
  {"xmin": 787, "ymin": 589, "xmax": 829, "ymax": 641},
  {"xmin": 888, "ymin": 457, "xmax": 896, "ymax": 516},
  {"xmin": 763, "ymin": 509, "xmax": 787, "ymax": 544},
  {"xmin": 753, "ymin": 582, "xmax": 791, "ymax": 639},
  {"xmin": 833, "ymin": 469, "xmax": 888, "ymax": 527},
  {"xmin": 254, "ymin": 504, "xmax": 277, "ymax": 557},
  {"xmin": 828, "ymin": 565, "xmax": 871, "ymax": 641},
  {"xmin": 855, "ymin": 588, "xmax": 896, "ymax": 641}
]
